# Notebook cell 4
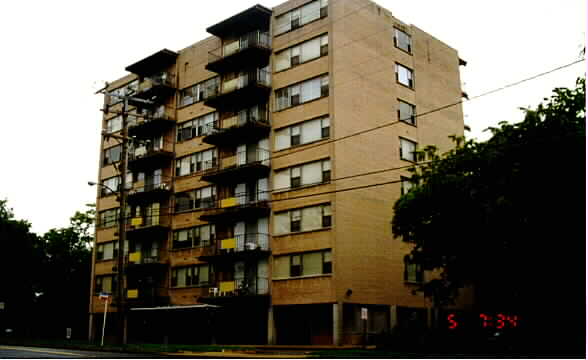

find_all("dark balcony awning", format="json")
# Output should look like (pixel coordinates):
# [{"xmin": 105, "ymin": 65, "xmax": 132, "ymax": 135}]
[
  {"xmin": 206, "ymin": 5, "xmax": 272, "ymax": 37},
  {"xmin": 126, "ymin": 49, "xmax": 178, "ymax": 76}
]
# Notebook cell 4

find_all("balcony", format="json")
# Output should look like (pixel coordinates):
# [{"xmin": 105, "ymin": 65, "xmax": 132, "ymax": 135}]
[
  {"xmin": 199, "ymin": 194, "xmax": 270, "ymax": 223},
  {"xmin": 199, "ymin": 233, "xmax": 270, "ymax": 263},
  {"xmin": 126, "ymin": 286, "xmax": 170, "ymax": 309},
  {"xmin": 201, "ymin": 149, "xmax": 270, "ymax": 183},
  {"xmin": 125, "ymin": 253, "xmax": 167, "ymax": 274},
  {"xmin": 206, "ymin": 31, "xmax": 271, "ymax": 74},
  {"xmin": 126, "ymin": 213, "xmax": 170, "ymax": 239},
  {"xmin": 128, "ymin": 72, "xmax": 176, "ymax": 107},
  {"xmin": 128, "ymin": 141, "xmax": 174, "ymax": 172},
  {"xmin": 200, "ymin": 277, "xmax": 270, "ymax": 306},
  {"xmin": 202, "ymin": 112, "xmax": 270, "ymax": 147},
  {"xmin": 128, "ymin": 107, "xmax": 175, "ymax": 139},
  {"xmin": 204, "ymin": 69, "xmax": 271, "ymax": 110},
  {"xmin": 127, "ymin": 180, "xmax": 172, "ymax": 204}
]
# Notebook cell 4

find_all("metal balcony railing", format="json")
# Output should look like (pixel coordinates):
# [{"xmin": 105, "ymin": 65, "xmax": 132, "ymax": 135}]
[
  {"xmin": 128, "ymin": 140, "xmax": 173, "ymax": 162},
  {"xmin": 207, "ymin": 69, "xmax": 271, "ymax": 98},
  {"xmin": 128, "ymin": 180, "xmax": 172, "ymax": 195},
  {"xmin": 126, "ymin": 212, "xmax": 171, "ymax": 230},
  {"xmin": 208, "ymin": 277, "xmax": 269, "ymax": 297},
  {"xmin": 203, "ymin": 148, "xmax": 270, "ymax": 174},
  {"xmin": 215, "ymin": 233, "xmax": 270, "ymax": 254},
  {"xmin": 208, "ymin": 31, "xmax": 271, "ymax": 63},
  {"xmin": 137, "ymin": 72, "xmax": 175, "ymax": 93},
  {"xmin": 126, "ymin": 253, "xmax": 162, "ymax": 265}
]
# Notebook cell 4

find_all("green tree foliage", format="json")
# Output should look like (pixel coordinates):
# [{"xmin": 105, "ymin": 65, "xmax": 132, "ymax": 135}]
[
  {"xmin": 391, "ymin": 78, "xmax": 585, "ymax": 354},
  {"xmin": 0, "ymin": 200, "xmax": 44, "ymax": 337},
  {"xmin": 0, "ymin": 201, "xmax": 94, "ymax": 340}
]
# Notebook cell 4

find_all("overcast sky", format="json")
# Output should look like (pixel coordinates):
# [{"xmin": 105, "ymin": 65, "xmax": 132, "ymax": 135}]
[{"xmin": 0, "ymin": 0, "xmax": 585, "ymax": 235}]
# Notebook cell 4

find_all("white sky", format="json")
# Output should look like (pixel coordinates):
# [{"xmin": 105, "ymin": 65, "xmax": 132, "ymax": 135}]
[{"xmin": 0, "ymin": 0, "xmax": 585, "ymax": 235}]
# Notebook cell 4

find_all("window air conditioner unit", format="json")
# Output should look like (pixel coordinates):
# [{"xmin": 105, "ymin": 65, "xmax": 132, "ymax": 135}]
[{"xmin": 245, "ymin": 243, "xmax": 257, "ymax": 251}]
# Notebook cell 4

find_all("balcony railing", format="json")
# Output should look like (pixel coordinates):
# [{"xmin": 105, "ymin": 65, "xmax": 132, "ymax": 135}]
[
  {"xmin": 210, "ymin": 31, "xmax": 271, "ymax": 62},
  {"xmin": 199, "ymin": 192, "xmax": 270, "ymax": 223},
  {"xmin": 199, "ymin": 233, "xmax": 270, "ymax": 263},
  {"xmin": 128, "ymin": 106, "xmax": 175, "ymax": 138},
  {"xmin": 128, "ymin": 140, "xmax": 174, "ymax": 172},
  {"xmin": 126, "ymin": 212, "xmax": 171, "ymax": 234},
  {"xmin": 206, "ymin": 31, "xmax": 271, "ymax": 73},
  {"xmin": 208, "ymin": 277, "xmax": 269, "ymax": 297},
  {"xmin": 204, "ymin": 69, "xmax": 271, "ymax": 109},
  {"xmin": 201, "ymin": 149, "xmax": 270, "ymax": 183},
  {"xmin": 128, "ymin": 180, "xmax": 172, "ymax": 197},
  {"xmin": 126, "ymin": 252, "xmax": 163, "ymax": 266}
]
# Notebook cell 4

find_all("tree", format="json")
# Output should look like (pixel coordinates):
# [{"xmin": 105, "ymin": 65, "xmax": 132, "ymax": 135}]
[
  {"xmin": 35, "ymin": 204, "xmax": 95, "ymax": 340},
  {"xmin": 0, "ymin": 199, "xmax": 44, "ymax": 337},
  {"xmin": 391, "ymin": 78, "xmax": 585, "ymax": 355}
]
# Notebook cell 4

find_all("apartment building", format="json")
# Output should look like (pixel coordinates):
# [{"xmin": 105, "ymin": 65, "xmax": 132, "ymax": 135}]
[{"xmin": 90, "ymin": 0, "xmax": 468, "ymax": 345}]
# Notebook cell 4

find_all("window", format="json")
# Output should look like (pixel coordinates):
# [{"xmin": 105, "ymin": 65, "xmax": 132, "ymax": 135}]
[
  {"xmin": 404, "ymin": 256, "xmax": 423, "ymax": 283},
  {"xmin": 321, "ymin": 203, "xmax": 332, "ymax": 227},
  {"xmin": 105, "ymin": 116, "xmax": 123, "ymax": 133},
  {"xmin": 274, "ymin": 159, "xmax": 331, "ymax": 191},
  {"xmin": 173, "ymin": 224, "xmax": 215, "ymax": 249},
  {"xmin": 290, "ymin": 210, "xmax": 301, "ymax": 232},
  {"xmin": 103, "ymin": 145, "xmax": 122, "ymax": 166},
  {"xmin": 179, "ymin": 77, "xmax": 220, "ymax": 107},
  {"xmin": 275, "ymin": 75, "xmax": 329, "ymax": 111},
  {"xmin": 322, "ymin": 159, "xmax": 331, "ymax": 183},
  {"xmin": 175, "ymin": 186, "xmax": 216, "ymax": 212},
  {"xmin": 275, "ymin": 34, "xmax": 329, "ymax": 72},
  {"xmin": 400, "ymin": 176, "xmax": 414, "ymax": 195},
  {"xmin": 100, "ymin": 176, "xmax": 120, "ymax": 197},
  {"xmin": 394, "ymin": 28, "xmax": 412, "ymax": 53},
  {"xmin": 275, "ymin": 0, "xmax": 328, "ymax": 36},
  {"xmin": 171, "ymin": 264, "xmax": 210, "ymax": 288},
  {"xmin": 275, "ymin": 116, "xmax": 330, "ymax": 151},
  {"xmin": 98, "ymin": 208, "xmax": 119, "ymax": 228},
  {"xmin": 175, "ymin": 149, "xmax": 218, "ymax": 177},
  {"xmin": 398, "ymin": 100, "xmax": 416, "ymax": 125},
  {"xmin": 95, "ymin": 275, "xmax": 117, "ymax": 294},
  {"xmin": 274, "ymin": 203, "xmax": 332, "ymax": 235},
  {"xmin": 96, "ymin": 242, "xmax": 117, "ymax": 261},
  {"xmin": 176, "ymin": 112, "xmax": 218, "ymax": 142},
  {"xmin": 273, "ymin": 250, "xmax": 332, "ymax": 279},
  {"xmin": 396, "ymin": 63, "xmax": 414, "ymax": 88},
  {"xmin": 399, "ymin": 138, "xmax": 417, "ymax": 162}
]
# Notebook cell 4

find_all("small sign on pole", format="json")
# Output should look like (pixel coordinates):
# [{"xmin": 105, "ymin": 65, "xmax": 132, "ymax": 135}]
[
  {"xmin": 66, "ymin": 328, "xmax": 72, "ymax": 340},
  {"xmin": 0, "ymin": 302, "xmax": 5, "ymax": 310},
  {"xmin": 99, "ymin": 293, "xmax": 111, "ymax": 347},
  {"xmin": 361, "ymin": 307, "xmax": 368, "ymax": 348}
]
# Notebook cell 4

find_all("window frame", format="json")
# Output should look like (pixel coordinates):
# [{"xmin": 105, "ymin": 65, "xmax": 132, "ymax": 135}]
[
  {"xmin": 398, "ymin": 99, "xmax": 417, "ymax": 126},
  {"xmin": 394, "ymin": 28, "xmax": 412, "ymax": 54},
  {"xmin": 274, "ymin": 33, "xmax": 329, "ymax": 72},
  {"xmin": 178, "ymin": 77, "xmax": 220, "ymax": 108},
  {"xmin": 395, "ymin": 63, "xmax": 414, "ymax": 89},
  {"xmin": 277, "ymin": 250, "xmax": 333, "ymax": 279},
  {"xmin": 399, "ymin": 137, "xmax": 417, "ymax": 162}
]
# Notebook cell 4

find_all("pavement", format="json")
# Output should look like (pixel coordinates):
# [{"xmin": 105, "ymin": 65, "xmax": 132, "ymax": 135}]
[{"xmin": 0, "ymin": 345, "xmax": 158, "ymax": 358}]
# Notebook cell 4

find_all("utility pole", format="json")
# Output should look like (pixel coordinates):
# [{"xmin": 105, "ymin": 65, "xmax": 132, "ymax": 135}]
[
  {"xmin": 98, "ymin": 86, "xmax": 154, "ymax": 346},
  {"xmin": 117, "ymin": 96, "xmax": 129, "ymax": 345}
]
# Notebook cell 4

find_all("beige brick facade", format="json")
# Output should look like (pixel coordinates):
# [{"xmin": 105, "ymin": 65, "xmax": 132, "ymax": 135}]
[{"xmin": 90, "ymin": 0, "xmax": 468, "ymax": 345}]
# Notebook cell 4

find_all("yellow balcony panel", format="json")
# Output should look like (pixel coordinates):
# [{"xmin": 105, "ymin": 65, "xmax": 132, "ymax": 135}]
[
  {"xmin": 220, "ymin": 197, "xmax": 237, "ymax": 208},
  {"xmin": 221, "ymin": 238, "xmax": 236, "ymax": 249},
  {"xmin": 220, "ymin": 281, "xmax": 235, "ymax": 293},
  {"xmin": 127, "ymin": 289, "xmax": 139, "ymax": 299},
  {"xmin": 222, "ymin": 78, "xmax": 238, "ymax": 93},
  {"xmin": 131, "ymin": 217, "xmax": 143, "ymax": 226},
  {"xmin": 129, "ymin": 252, "xmax": 141, "ymax": 263}
]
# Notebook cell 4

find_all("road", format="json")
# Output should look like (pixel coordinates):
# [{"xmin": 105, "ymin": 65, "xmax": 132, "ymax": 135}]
[{"xmin": 0, "ymin": 345, "xmax": 161, "ymax": 358}]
